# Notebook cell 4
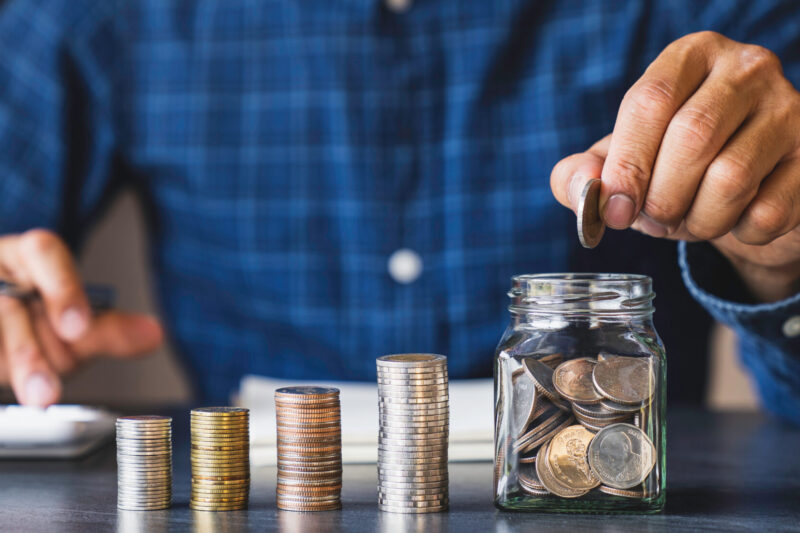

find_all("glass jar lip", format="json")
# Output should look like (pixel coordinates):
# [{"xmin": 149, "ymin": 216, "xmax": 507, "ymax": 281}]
[
  {"xmin": 511, "ymin": 273, "xmax": 651, "ymax": 284},
  {"xmin": 508, "ymin": 272, "xmax": 655, "ymax": 315}
]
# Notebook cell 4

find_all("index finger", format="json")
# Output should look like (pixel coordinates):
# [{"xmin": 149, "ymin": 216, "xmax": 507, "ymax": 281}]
[
  {"xmin": 0, "ymin": 230, "xmax": 90, "ymax": 342},
  {"xmin": 601, "ymin": 33, "xmax": 716, "ymax": 228}
]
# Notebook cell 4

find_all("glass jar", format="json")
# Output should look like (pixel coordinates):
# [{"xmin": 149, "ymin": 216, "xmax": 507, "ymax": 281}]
[{"xmin": 493, "ymin": 273, "xmax": 665, "ymax": 513}]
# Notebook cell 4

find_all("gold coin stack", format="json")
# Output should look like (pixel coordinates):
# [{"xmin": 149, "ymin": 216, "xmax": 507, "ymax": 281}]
[
  {"xmin": 275, "ymin": 386, "xmax": 343, "ymax": 511},
  {"xmin": 190, "ymin": 407, "xmax": 250, "ymax": 511},
  {"xmin": 507, "ymin": 353, "xmax": 657, "ymax": 499},
  {"xmin": 116, "ymin": 415, "xmax": 172, "ymax": 511},
  {"xmin": 377, "ymin": 354, "xmax": 449, "ymax": 514}
]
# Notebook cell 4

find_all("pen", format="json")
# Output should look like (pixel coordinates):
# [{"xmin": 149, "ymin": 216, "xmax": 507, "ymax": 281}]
[{"xmin": 0, "ymin": 280, "xmax": 116, "ymax": 313}]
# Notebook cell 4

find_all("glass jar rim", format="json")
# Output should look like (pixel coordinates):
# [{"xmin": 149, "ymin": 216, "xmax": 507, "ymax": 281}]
[
  {"xmin": 508, "ymin": 272, "xmax": 654, "ymax": 315},
  {"xmin": 511, "ymin": 273, "xmax": 650, "ymax": 283}
]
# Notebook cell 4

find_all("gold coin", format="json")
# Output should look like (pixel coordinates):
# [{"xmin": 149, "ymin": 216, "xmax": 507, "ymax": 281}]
[
  {"xmin": 534, "ymin": 441, "xmax": 588, "ymax": 498},
  {"xmin": 546, "ymin": 425, "xmax": 599, "ymax": 491}
]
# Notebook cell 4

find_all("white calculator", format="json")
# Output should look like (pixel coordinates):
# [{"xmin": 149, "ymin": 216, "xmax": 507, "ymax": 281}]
[{"xmin": 0, "ymin": 404, "xmax": 116, "ymax": 458}]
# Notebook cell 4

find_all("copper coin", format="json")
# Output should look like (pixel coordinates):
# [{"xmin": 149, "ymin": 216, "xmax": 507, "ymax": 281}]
[
  {"xmin": 577, "ymin": 178, "xmax": 605, "ymax": 248},
  {"xmin": 553, "ymin": 358, "xmax": 603, "ymax": 404},
  {"xmin": 592, "ymin": 356, "xmax": 655, "ymax": 405}
]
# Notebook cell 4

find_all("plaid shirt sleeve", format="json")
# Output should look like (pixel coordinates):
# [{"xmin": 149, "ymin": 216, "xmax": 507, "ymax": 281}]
[
  {"xmin": 0, "ymin": 0, "xmax": 118, "ymax": 247},
  {"xmin": 680, "ymin": 242, "xmax": 800, "ymax": 425}
]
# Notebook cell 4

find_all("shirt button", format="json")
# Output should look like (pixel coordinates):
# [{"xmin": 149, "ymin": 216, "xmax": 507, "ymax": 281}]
[
  {"xmin": 782, "ymin": 315, "xmax": 800, "ymax": 338},
  {"xmin": 388, "ymin": 248, "xmax": 423, "ymax": 285},
  {"xmin": 386, "ymin": 0, "xmax": 411, "ymax": 13}
]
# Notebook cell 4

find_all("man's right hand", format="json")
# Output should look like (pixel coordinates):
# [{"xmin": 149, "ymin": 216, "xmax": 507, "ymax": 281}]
[{"xmin": 0, "ymin": 229, "xmax": 164, "ymax": 407}]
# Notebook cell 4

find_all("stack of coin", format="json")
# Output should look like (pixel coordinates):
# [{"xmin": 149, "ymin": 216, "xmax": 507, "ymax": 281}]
[
  {"xmin": 190, "ymin": 407, "xmax": 250, "ymax": 511},
  {"xmin": 377, "ymin": 354, "xmax": 449, "ymax": 514},
  {"xmin": 116, "ymin": 415, "xmax": 172, "ymax": 510},
  {"xmin": 274, "ymin": 386, "xmax": 342, "ymax": 511},
  {"xmin": 504, "ymin": 353, "xmax": 657, "ymax": 499}
]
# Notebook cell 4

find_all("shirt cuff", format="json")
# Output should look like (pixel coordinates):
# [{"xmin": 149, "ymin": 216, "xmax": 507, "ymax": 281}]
[{"xmin": 678, "ymin": 241, "xmax": 800, "ymax": 346}]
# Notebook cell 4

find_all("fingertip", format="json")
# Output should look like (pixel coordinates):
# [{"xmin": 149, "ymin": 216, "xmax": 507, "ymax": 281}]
[
  {"xmin": 139, "ymin": 315, "xmax": 165, "ymax": 349},
  {"xmin": 604, "ymin": 193, "xmax": 637, "ymax": 229},
  {"xmin": 21, "ymin": 371, "xmax": 61, "ymax": 407},
  {"xmin": 59, "ymin": 306, "xmax": 89, "ymax": 342}
]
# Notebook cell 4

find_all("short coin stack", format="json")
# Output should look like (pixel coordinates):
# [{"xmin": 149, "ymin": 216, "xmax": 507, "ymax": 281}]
[
  {"xmin": 190, "ymin": 407, "xmax": 250, "ymax": 511},
  {"xmin": 116, "ymin": 415, "xmax": 172, "ymax": 510},
  {"xmin": 274, "ymin": 386, "xmax": 343, "ymax": 511},
  {"xmin": 377, "ymin": 354, "xmax": 449, "ymax": 514}
]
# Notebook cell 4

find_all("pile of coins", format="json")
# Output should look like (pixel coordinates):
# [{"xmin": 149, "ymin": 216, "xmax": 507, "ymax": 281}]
[
  {"xmin": 507, "ymin": 353, "xmax": 657, "ymax": 499},
  {"xmin": 377, "ymin": 354, "xmax": 449, "ymax": 514},
  {"xmin": 275, "ymin": 386, "xmax": 343, "ymax": 511},
  {"xmin": 190, "ymin": 407, "xmax": 250, "ymax": 511},
  {"xmin": 116, "ymin": 415, "xmax": 172, "ymax": 510}
]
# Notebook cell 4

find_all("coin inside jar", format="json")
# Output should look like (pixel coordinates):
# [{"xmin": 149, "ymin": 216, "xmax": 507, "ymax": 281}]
[
  {"xmin": 553, "ymin": 358, "xmax": 603, "ymax": 404},
  {"xmin": 546, "ymin": 425, "xmax": 599, "ymax": 491},
  {"xmin": 587, "ymin": 423, "xmax": 656, "ymax": 490},
  {"xmin": 592, "ymin": 355, "xmax": 655, "ymax": 405},
  {"xmin": 522, "ymin": 358, "xmax": 562, "ymax": 404},
  {"xmin": 510, "ymin": 369, "xmax": 538, "ymax": 437}
]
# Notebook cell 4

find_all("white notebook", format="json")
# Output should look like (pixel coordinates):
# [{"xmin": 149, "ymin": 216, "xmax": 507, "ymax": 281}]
[{"xmin": 237, "ymin": 375, "xmax": 494, "ymax": 465}]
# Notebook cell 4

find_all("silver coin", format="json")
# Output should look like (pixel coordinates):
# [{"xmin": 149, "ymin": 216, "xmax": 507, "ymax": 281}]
[
  {"xmin": 378, "ymin": 417, "xmax": 447, "ymax": 424},
  {"xmin": 510, "ymin": 369, "xmax": 538, "ymax": 438},
  {"xmin": 378, "ymin": 466, "xmax": 449, "ymax": 476},
  {"xmin": 378, "ymin": 443, "xmax": 448, "ymax": 453},
  {"xmin": 377, "ymin": 354, "xmax": 447, "ymax": 367},
  {"xmin": 379, "ymin": 423, "xmax": 449, "ymax": 435},
  {"xmin": 377, "ymin": 453, "xmax": 447, "ymax": 464},
  {"xmin": 587, "ymin": 423, "xmax": 656, "ymax": 489},
  {"xmin": 522, "ymin": 358, "xmax": 562, "ymax": 403},
  {"xmin": 378, "ymin": 396, "xmax": 449, "ymax": 405},
  {"xmin": 572, "ymin": 401, "xmax": 625, "ymax": 418},
  {"xmin": 599, "ymin": 398, "xmax": 648, "ymax": 413},
  {"xmin": 378, "ymin": 504, "xmax": 447, "ymax": 514},
  {"xmin": 514, "ymin": 415, "xmax": 575, "ymax": 455},
  {"xmin": 378, "ymin": 496, "xmax": 449, "ymax": 507},
  {"xmin": 377, "ymin": 376, "xmax": 448, "ymax": 386},
  {"xmin": 577, "ymin": 178, "xmax": 605, "ymax": 248}
]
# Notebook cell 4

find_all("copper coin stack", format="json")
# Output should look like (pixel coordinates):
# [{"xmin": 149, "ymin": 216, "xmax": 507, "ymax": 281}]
[
  {"xmin": 116, "ymin": 415, "xmax": 172, "ymax": 510},
  {"xmin": 190, "ymin": 407, "xmax": 250, "ymax": 511},
  {"xmin": 275, "ymin": 386, "xmax": 343, "ymax": 511},
  {"xmin": 377, "ymin": 354, "xmax": 449, "ymax": 514}
]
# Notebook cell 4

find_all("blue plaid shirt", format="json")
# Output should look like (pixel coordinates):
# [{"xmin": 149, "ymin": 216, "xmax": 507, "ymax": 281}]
[{"xmin": 1, "ymin": 0, "xmax": 799, "ymax": 416}]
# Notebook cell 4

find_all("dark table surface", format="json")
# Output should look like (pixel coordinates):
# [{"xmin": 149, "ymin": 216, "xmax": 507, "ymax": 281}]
[{"xmin": 1, "ymin": 408, "xmax": 799, "ymax": 532}]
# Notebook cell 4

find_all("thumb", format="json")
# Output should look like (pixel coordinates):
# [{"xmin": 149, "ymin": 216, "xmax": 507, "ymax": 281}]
[
  {"xmin": 550, "ymin": 135, "xmax": 610, "ymax": 212},
  {"xmin": 70, "ymin": 312, "xmax": 164, "ymax": 359}
]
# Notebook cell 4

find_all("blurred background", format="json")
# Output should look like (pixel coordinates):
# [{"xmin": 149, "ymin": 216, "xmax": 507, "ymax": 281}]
[{"xmin": 0, "ymin": 191, "xmax": 759, "ymax": 411}]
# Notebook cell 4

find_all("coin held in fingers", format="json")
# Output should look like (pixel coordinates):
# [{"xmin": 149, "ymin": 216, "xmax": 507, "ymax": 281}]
[{"xmin": 577, "ymin": 178, "xmax": 605, "ymax": 249}]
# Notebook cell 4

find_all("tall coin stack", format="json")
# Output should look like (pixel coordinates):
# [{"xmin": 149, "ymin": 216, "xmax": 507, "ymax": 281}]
[
  {"xmin": 190, "ymin": 407, "xmax": 250, "ymax": 511},
  {"xmin": 377, "ymin": 354, "xmax": 449, "ymax": 514},
  {"xmin": 116, "ymin": 415, "xmax": 172, "ymax": 510},
  {"xmin": 275, "ymin": 386, "xmax": 343, "ymax": 511}
]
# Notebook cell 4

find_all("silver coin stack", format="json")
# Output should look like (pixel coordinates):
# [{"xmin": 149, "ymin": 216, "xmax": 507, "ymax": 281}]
[
  {"xmin": 377, "ymin": 354, "xmax": 449, "ymax": 514},
  {"xmin": 116, "ymin": 415, "xmax": 172, "ymax": 510}
]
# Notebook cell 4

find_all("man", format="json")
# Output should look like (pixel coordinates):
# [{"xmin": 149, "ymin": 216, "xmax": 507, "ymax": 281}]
[{"xmin": 0, "ymin": 1, "xmax": 798, "ymax": 420}]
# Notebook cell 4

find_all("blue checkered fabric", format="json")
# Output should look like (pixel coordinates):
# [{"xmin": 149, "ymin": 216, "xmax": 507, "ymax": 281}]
[{"xmin": 0, "ymin": 0, "xmax": 798, "ymax": 405}]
